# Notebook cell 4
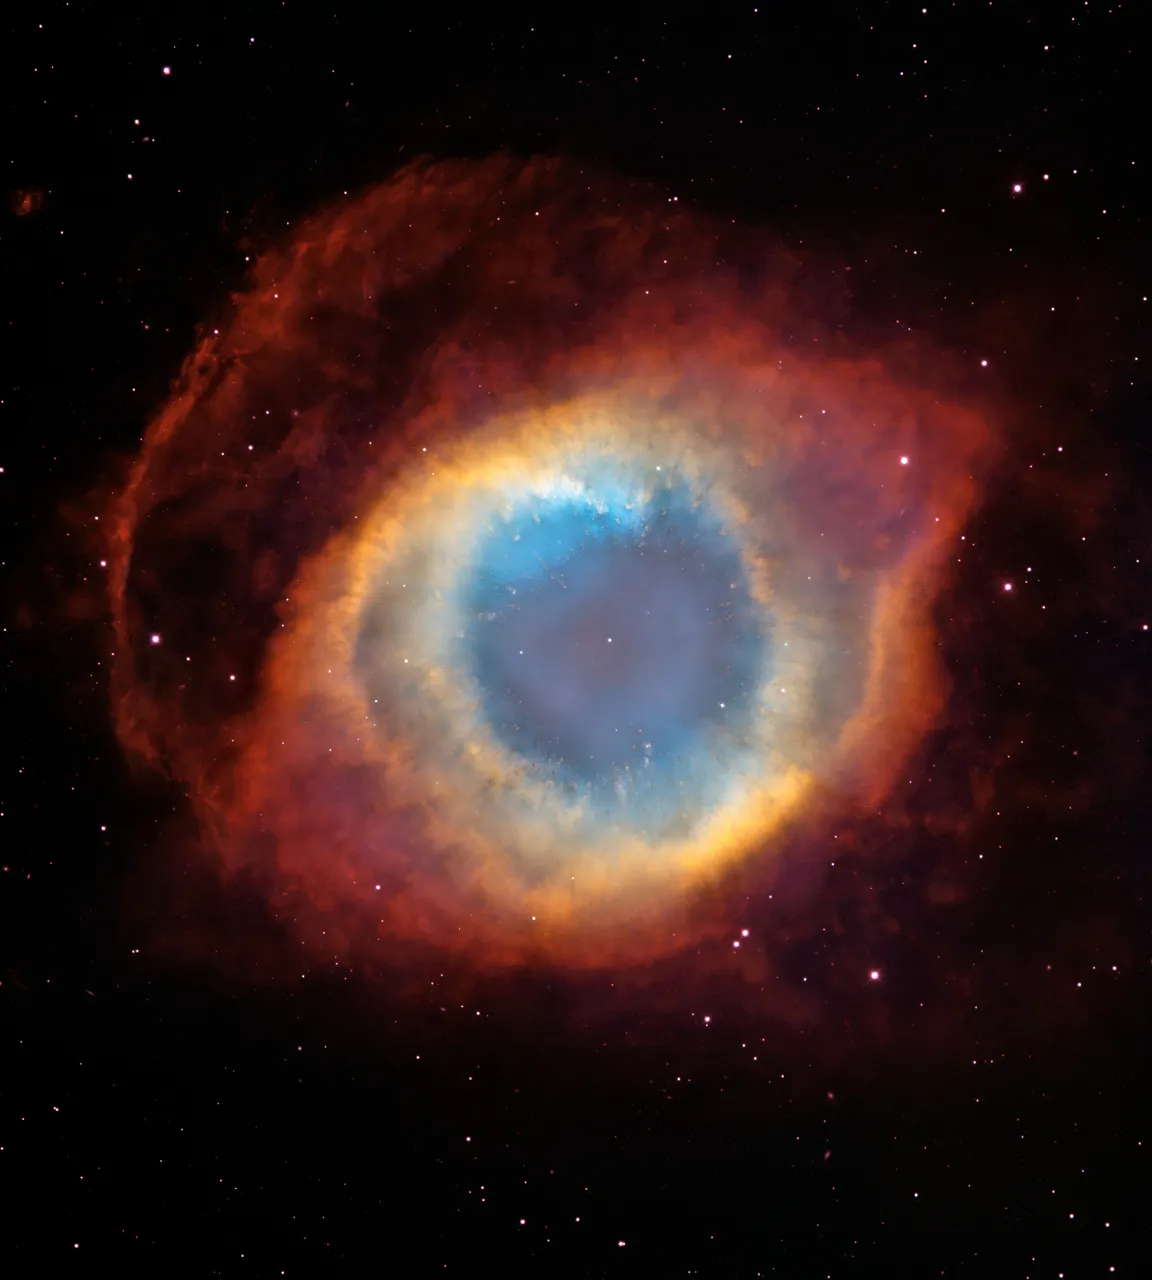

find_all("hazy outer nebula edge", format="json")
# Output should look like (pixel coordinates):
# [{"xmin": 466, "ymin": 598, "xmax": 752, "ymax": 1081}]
[{"xmin": 107, "ymin": 156, "xmax": 994, "ymax": 970}]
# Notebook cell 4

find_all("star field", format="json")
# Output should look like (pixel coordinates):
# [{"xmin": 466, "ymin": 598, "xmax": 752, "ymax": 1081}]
[{"xmin": 2, "ymin": 5, "xmax": 1151, "ymax": 1276}]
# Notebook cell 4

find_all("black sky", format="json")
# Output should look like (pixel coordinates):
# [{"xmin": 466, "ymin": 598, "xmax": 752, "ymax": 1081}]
[{"xmin": 3, "ymin": 5, "xmax": 1152, "ymax": 1276}]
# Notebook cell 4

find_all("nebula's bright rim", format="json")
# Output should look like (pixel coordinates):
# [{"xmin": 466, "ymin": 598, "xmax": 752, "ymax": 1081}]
[
  {"xmin": 108, "ymin": 156, "xmax": 993, "ymax": 967},
  {"xmin": 302, "ymin": 407, "xmax": 819, "ymax": 892}
]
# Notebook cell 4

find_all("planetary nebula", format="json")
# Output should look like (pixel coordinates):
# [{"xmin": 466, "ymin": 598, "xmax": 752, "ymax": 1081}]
[{"xmin": 108, "ymin": 156, "xmax": 992, "ymax": 967}]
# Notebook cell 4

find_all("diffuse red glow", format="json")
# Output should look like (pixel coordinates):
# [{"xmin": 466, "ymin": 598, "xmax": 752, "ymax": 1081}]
[{"xmin": 107, "ymin": 156, "xmax": 994, "ymax": 973}]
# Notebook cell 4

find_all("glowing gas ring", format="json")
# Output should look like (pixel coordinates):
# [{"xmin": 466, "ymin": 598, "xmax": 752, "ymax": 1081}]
[{"xmin": 109, "ymin": 157, "xmax": 992, "ymax": 966}]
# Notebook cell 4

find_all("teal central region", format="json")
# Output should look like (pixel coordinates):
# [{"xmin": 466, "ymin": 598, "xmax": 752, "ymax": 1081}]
[{"xmin": 463, "ymin": 484, "xmax": 768, "ymax": 792}]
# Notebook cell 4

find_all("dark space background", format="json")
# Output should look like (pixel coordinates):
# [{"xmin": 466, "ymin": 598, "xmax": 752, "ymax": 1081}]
[{"xmin": 3, "ymin": 4, "xmax": 1151, "ymax": 1275}]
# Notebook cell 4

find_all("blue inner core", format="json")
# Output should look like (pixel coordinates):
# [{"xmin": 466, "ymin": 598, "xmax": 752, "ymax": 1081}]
[{"xmin": 464, "ymin": 485, "xmax": 767, "ymax": 789}]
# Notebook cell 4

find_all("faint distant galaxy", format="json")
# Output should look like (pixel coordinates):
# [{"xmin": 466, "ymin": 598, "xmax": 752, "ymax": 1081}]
[{"xmin": 106, "ymin": 156, "xmax": 996, "ymax": 974}]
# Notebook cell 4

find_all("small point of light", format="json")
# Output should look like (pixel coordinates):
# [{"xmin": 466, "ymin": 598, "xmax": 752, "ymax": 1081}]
[
  {"xmin": 1012, "ymin": 183, "xmax": 1022, "ymax": 194},
  {"xmin": 162, "ymin": 66, "xmax": 171, "ymax": 75},
  {"xmin": 150, "ymin": 633, "xmax": 161, "ymax": 645},
  {"xmin": 741, "ymin": 928, "xmax": 749, "ymax": 937},
  {"xmin": 869, "ymin": 969, "xmax": 880, "ymax": 981},
  {"xmin": 900, "ymin": 455, "xmax": 909, "ymax": 465},
  {"xmin": 1003, "ymin": 582, "xmax": 1013, "ymax": 592}
]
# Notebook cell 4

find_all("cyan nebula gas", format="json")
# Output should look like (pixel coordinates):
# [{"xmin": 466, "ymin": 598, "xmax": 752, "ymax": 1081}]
[{"xmin": 107, "ymin": 156, "xmax": 993, "ymax": 968}]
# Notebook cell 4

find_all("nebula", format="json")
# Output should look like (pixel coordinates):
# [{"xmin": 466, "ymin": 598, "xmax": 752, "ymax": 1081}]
[{"xmin": 107, "ymin": 156, "xmax": 993, "ymax": 970}]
